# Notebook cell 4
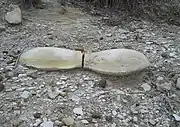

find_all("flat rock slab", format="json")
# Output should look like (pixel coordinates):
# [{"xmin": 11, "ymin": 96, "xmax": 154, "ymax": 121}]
[
  {"xmin": 84, "ymin": 49, "xmax": 150, "ymax": 75},
  {"xmin": 19, "ymin": 47, "xmax": 82, "ymax": 70}
]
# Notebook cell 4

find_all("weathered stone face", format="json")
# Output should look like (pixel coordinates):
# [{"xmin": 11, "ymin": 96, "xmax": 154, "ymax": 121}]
[
  {"xmin": 84, "ymin": 49, "xmax": 150, "ymax": 75},
  {"xmin": 19, "ymin": 47, "xmax": 82, "ymax": 70}
]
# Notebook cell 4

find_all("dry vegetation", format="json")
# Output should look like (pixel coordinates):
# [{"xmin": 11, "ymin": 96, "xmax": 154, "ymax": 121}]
[{"xmin": 69, "ymin": 0, "xmax": 180, "ymax": 26}]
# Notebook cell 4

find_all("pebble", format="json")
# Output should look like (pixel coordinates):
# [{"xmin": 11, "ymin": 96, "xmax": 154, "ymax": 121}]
[
  {"xmin": 47, "ymin": 88, "xmax": 65, "ymax": 99},
  {"xmin": 117, "ymin": 114, "xmax": 124, "ymax": 119},
  {"xmin": 40, "ymin": 119, "xmax": 53, "ymax": 127},
  {"xmin": 91, "ymin": 112, "xmax": 102, "ymax": 119},
  {"xmin": 33, "ymin": 119, "xmax": 42, "ymax": 127},
  {"xmin": 0, "ymin": 25, "xmax": 5, "ymax": 32},
  {"xmin": 97, "ymin": 79, "xmax": 107, "ymax": 88},
  {"xmin": 130, "ymin": 106, "xmax": 138, "ymax": 114},
  {"xmin": 159, "ymin": 82, "xmax": 172, "ymax": 90},
  {"xmin": 176, "ymin": 78, "xmax": 180, "ymax": 89},
  {"xmin": 111, "ymin": 123, "xmax": 116, "ymax": 127},
  {"xmin": 54, "ymin": 120, "xmax": 63, "ymax": 126},
  {"xmin": 20, "ymin": 91, "xmax": 31, "ymax": 99},
  {"xmin": 133, "ymin": 116, "xmax": 138, "ymax": 123},
  {"xmin": 140, "ymin": 83, "xmax": 151, "ymax": 91},
  {"xmin": 173, "ymin": 114, "xmax": 180, "ymax": 121},
  {"xmin": 34, "ymin": 112, "xmax": 42, "ymax": 119},
  {"xmin": 60, "ymin": 75, "xmax": 68, "ymax": 80},
  {"xmin": 5, "ymin": 7, "xmax": 22, "ymax": 24},
  {"xmin": 105, "ymin": 116, "xmax": 113, "ymax": 122},
  {"xmin": 70, "ymin": 94, "xmax": 80, "ymax": 103},
  {"xmin": 62, "ymin": 116, "xmax": 74, "ymax": 126},
  {"xmin": 149, "ymin": 119, "xmax": 156, "ymax": 125},
  {"xmin": 81, "ymin": 119, "xmax": 89, "ymax": 124},
  {"xmin": 112, "ymin": 110, "xmax": 117, "ymax": 116},
  {"xmin": 106, "ymin": 33, "xmax": 112, "ymax": 37},
  {"xmin": 73, "ymin": 107, "xmax": 83, "ymax": 115},
  {"xmin": 18, "ymin": 73, "xmax": 27, "ymax": 77},
  {"xmin": 48, "ymin": 91, "xmax": 59, "ymax": 99}
]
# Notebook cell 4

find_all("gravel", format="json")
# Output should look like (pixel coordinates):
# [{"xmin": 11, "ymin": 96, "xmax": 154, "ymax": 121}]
[{"xmin": 0, "ymin": 0, "xmax": 180, "ymax": 127}]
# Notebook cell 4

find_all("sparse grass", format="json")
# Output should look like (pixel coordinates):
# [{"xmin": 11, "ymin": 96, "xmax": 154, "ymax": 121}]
[{"xmin": 70, "ymin": 0, "xmax": 180, "ymax": 26}]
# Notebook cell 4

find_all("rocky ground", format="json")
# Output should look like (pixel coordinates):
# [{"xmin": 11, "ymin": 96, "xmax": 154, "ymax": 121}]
[{"xmin": 0, "ymin": 0, "xmax": 180, "ymax": 127}]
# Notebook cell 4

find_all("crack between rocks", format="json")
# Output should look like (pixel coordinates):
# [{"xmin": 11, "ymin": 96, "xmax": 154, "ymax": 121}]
[{"xmin": 74, "ymin": 48, "xmax": 85, "ymax": 68}]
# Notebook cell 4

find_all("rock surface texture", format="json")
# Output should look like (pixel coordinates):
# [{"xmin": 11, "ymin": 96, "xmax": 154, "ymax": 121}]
[
  {"xmin": 84, "ymin": 49, "xmax": 150, "ymax": 75},
  {"xmin": 19, "ymin": 47, "xmax": 82, "ymax": 70}
]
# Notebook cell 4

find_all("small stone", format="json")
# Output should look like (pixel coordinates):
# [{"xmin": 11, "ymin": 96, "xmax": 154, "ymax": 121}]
[
  {"xmin": 54, "ymin": 120, "xmax": 63, "ymax": 126},
  {"xmin": 5, "ymin": 7, "xmax": 22, "ymax": 24},
  {"xmin": 34, "ymin": 112, "xmax": 42, "ymax": 119},
  {"xmin": 0, "ymin": 83, "xmax": 5, "ymax": 92},
  {"xmin": 157, "ymin": 76, "xmax": 163, "ymax": 81},
  {"xmin": 60, "ymin": 75, "xmax": 68, "ymax": 80},
  {"xmin": 99, "ymin": 37, "xmax": 104, "ymax": 40},
  {"xmin": 159, "ymin": 82, "xmax": 172, "ymax": 90},
  {"xmin": 106, "ymin": 33, "xmax": 112, "ymax": 37},
  {"xmin": 62, "ymin": 116, "xmax": 74, "ymax": 126},
  {"xmin": 70, "ymin": 94, "xmax": 80, "ymax": 103},
  {"xmin": 97, "ymin": 79, "xmax": 107, "ymax": 88},
  {"xmin": 48, "ymin": 92, "xmax": 59, "ymax": 99},
  {"xmin": 59, "ymin": 91, "xmax": 67, "ymax": 97},
  {"xmin": 111, "ymin": 123, "xmax": 116, "ymax": 127},
  {"xmin": 146, "ymin": 41, "xmax": 154, "ymax": 45},
  {"xmin": 73, "ymin": 107, "xmax": 83, "ymax": 115},
  {"xmin": 140, "ymin": 108, "xmax": 148, "ymax": 114},
  {"xmin": 33, "ymin": 119, "xmax": 42, "ymax": 127},
  {"xmin": 130, "ymin": 107, "xmax": 138, "ymax": 114},
  {"xmin": 105, "ymin": 116, "xmax": 113, "ymax": 123},
  {"xmin": 0, "ymin": 25, "xmax": 5, "ymax": 32},
  {"xmin": 117, "ymin": 114, "xmax": 124, "ymax": 119},
  {"xmin": 18, "ymin": 73, "xmax": 27, "ymax": 77},
  {"xmin": 91, "ymin": 112, "xmax": 101, "ymax": 119},
  {"xmin": 161, "ymin": 52, "xmax": 169, "ymax": 58},
  {"xmin": 176, "ymin": 78, "xmax": 180, "ymax": 89},
  {"xmin": 58, "ymin": 113, "xmax": 65, "ymax": 120},
  {"xmin": 73, "ymin": 121, "xmax": 85, "ymax": 127},
  {"xmin": 40, "ymin": 119, "xmax": 53, "ymax": 127},
  {"xmin": 149, "ymin": 119, "xmax": 156, "ymax": 125},
  {"xmin": 81, "ymin": 119, "xmax": 89, "ymax": 124},
  {"xmin": 47, "ymin": 88, "xmax": 62, "ymax": 99},
  {"xmin": 140, "ymin": 83, "xmax": 151, "ymax": 91},
  {"xmin": 112, "ymin": 110, "xmax": 117, "ymax": 116},
  {"xmin": 56, "ymin": 82, "xmax": 62, "ymax": 85},
  {"xmin": 173, "ymin": 114, "xmax": 180, "ymax": 121},
  {"xmin": 118, "ymin": 28, "xmax": 128, "ymax": 33},
  {"xmin": 133, "ymin": 116, "xmax": 138, "ymax": 123},
  {"xmin": 20, "ymin": 91, "xmax": 30, "ymax": 99}
]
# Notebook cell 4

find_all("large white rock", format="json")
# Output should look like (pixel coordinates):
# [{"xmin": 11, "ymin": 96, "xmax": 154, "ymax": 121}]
[
  {"xmin": 5, "ymin": 7, "xmax": 22, "ymax": 24},
  {"xmin": 19, "ymin": 47, "xmax": 82, "ymax": 70},
  {"xmin": 84, "ymin": 49, "xmax": 150, "ymax": 75}
]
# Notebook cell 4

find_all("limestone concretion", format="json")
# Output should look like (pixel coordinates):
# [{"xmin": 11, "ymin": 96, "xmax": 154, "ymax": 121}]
[
  {"xmin": 19, "ymin": 47, "xmax": 82, "ymax": 70},
  {"xmin": 84, "ymin": 49, "xmax": 150, "ymax": 75},
  {"xmin": 19, "ymin": 47, "xmax": 150, "ymax": 75}
]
